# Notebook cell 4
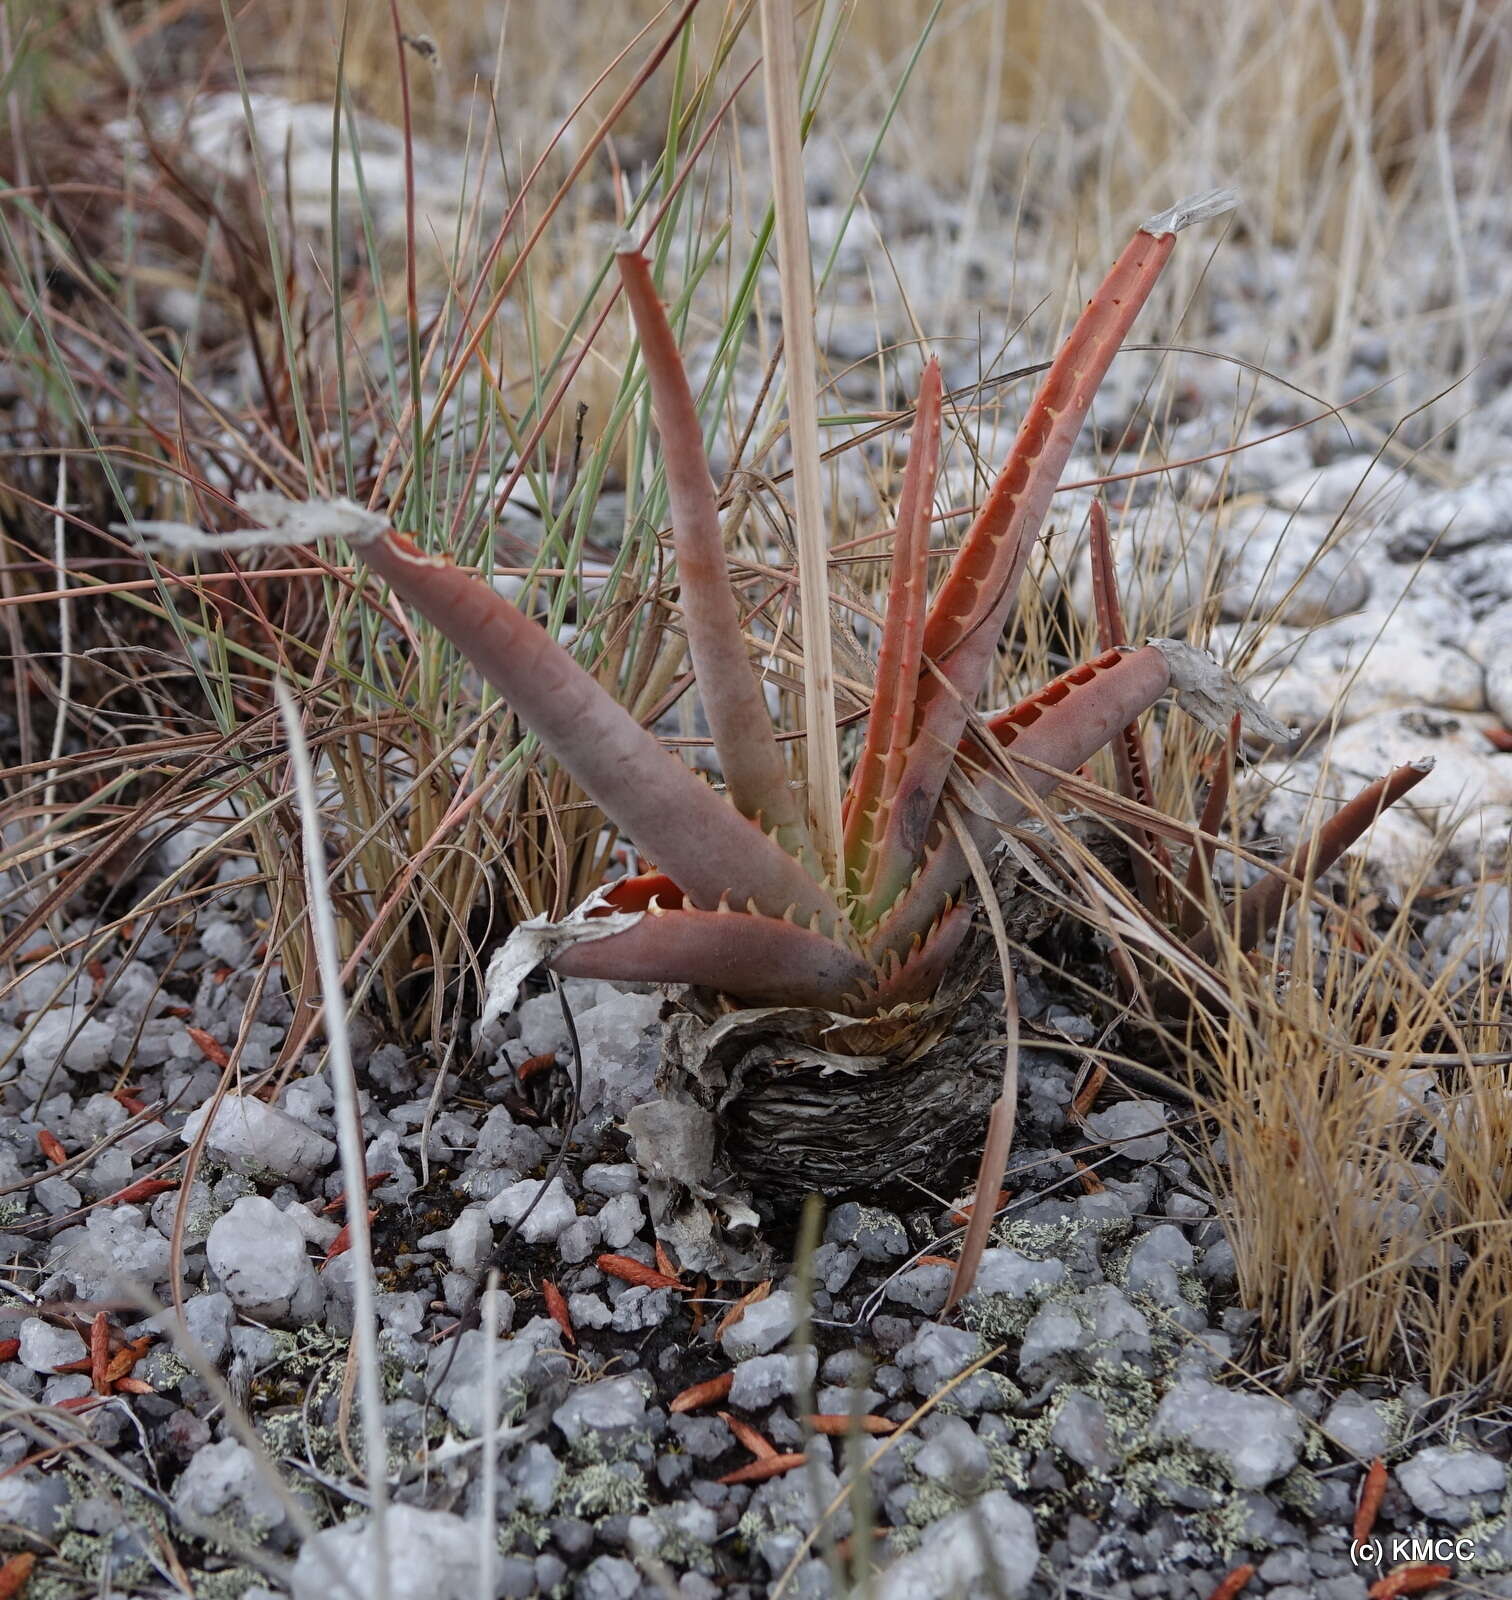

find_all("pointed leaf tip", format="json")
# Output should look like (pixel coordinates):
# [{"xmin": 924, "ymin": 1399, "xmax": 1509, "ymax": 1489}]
[{"xmin": 1140, "ymin": 188, "xmax": 1238, "ymax": 236}]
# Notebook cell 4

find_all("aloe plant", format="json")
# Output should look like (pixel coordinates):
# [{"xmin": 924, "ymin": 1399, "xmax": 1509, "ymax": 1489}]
[{"xmin": 331, "ymin": 194, "xmax": 1264, "ymax": 1019}]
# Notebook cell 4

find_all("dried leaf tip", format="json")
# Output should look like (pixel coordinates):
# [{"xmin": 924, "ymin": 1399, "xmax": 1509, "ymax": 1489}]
[
  {"xmin": 1147, "ymin": 637, "xmax": 1295, "ymax": 745},
  {"xmin": 118, "ymin": 492, "xmax": 390, "ymax": 554},
  {"xmin": 1140, "ymin": 188, "xmax": 1239, "ymax": 237}
]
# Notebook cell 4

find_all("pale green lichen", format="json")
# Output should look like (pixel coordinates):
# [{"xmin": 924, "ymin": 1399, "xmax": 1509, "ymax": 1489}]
[{"xmin": 556, "ymin": 1464, "xmax": 648, "ymax": 1519}]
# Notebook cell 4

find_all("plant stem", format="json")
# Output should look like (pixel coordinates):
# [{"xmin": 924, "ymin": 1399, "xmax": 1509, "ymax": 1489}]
[{"xmin": 758, "ymin": 0, "xmax": 843, "ymax": 881}]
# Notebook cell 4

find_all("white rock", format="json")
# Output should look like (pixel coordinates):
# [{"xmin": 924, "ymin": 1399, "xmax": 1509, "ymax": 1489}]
[
  {"xmin": 1150, "ymin": 1377, "xmax": 1303, "ymax": 1488},
  {"xmin": 1398, "ymin": 1446, "xmax": 1507, "ymax": 1524},
  {"xmin": 1267, "ymin": 453, "xmax": 1418, "ymax": 519},
  {"xmin": 1323, "ymin": 1392, "xmax": 1395, "ymax": 1460},
  {"xmin": 174, "ymin": 1438, "xmax": 288, "ymax": 1539},
  {"xmin": 182, "ymin": 1094, "xmax": 336, "ymax": 1183},
  {"xmin": 18, "ymin": 1318, "xmax": 85, "ymax": 1374},
  {"xmin": 1085, "ymin": 1100, "xmax": 1169, "ymax": 1161},
  {"xmin": 290, "ymin": 1503, "xmax": 480, "ymax": 1600},
  {"xmin": 1215, "ymin": 505, "xmax": 1370, "ymax": 626},
  {"xmin": 21, "ymin": 1012, "xmax": 114, "ymax": 1085},
  {"xmin": 442, "ymin": 1207, "xmax": 492, "ymax": 1274},
  {"xmin": 720, "ymin": 1291, "xmax": 797, "ymax": 1359},
  {"xmin": 46, "ymin": 1206, "xmax": 173, "ymax": 1298},
  {"xmin": 874, "ymin": 1490, "xmax": 1038, "ymax": 1600},
  {"xmin": 486, "ymin": 1176, "xmax": 576, "ymax": 1244},
  {"xmin": 553, "ymin": 1375, "xmax": 650, "ymax": 1444},
  {"xmin": 595, "ymin": 1191, "xmax": 644, "ymax": 1250},
  {"xmin": 206, "ymin": 1196, "xmax": 323, "ymax": 1325},
  {"xmin": 1386, "ymin": 465, "xmax": 1512, "ymax": 559}
]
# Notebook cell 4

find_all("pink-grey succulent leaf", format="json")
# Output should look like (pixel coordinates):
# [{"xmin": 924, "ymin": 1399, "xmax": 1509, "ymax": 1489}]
[
  {"xmin": 1087, "ymin": 498, "xmax": 1174, "ymax": 911},
  {"xmin": 1179, "ymin": 713, "xmax": 1241, "ymax": 936},
  {"xmin": 617, "ymin": 248, "xmax": 813, "ymax": 866},
  {"xmin": 865, "ymin": 206, "xmax": 1223, "ymax": 918},
  {"xmin": 842, "ymin": 357, "xmax": 944, "ymax": 897},
  {"xmin": 867, "ymin": 645, "xmax": 1175, "ymax": 962},
  {"xmin": 358, "ymin": 526, "xmax": 846, "ymax": 937},
  {"xmin": 550, "ymin": 901, "xmax": 875, "ymax": 1010},
  {"xmin": 1186, "ymin": 758, "xmax": 1434, "ymax": 964},
  {"xmin": 860, "ymin": 899, "xmax": 973, "ymax": 1011}
]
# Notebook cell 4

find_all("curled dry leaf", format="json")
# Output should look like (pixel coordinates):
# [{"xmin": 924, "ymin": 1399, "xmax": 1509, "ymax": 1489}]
[
  {"xmin": 186, "ymin": 1026, "xmax": 230, "ymax": 1068},
  {"xmin": 0, "ymin": 1552, "xmax": 36, "ymax": 1600},
  {"xmin": 36, "ymin": 1130, "xmax": 66, "ymax": 1166},
  {"xmin": 719, "ymin": 1411, "xmax": 777, "ymax": 1460},
  {"xmin": 1204, "ymin": 1567, "xmax": 1255, "ymax": 1600},
  {"xmin": 1367, "ymin": 1567, "xmax": 1452, "ymax": 1599},
  {"xmin": 715, "ymin": 1279, "xmax": 772, "ymax": 1340},
  {"xmin": 805, "ymin": 1413, "xmax": 896, "ymax": 1436},
  {"xmin": 717, "ymin": 1452, "xmax": 807, "ymax": 1486},
  {"xmin": 669, "ymin": 1372, "xmax": 734, "ymax": 1413},
  {"xmin": 596, "ymin": 1254, "xmax": 686, "ymax": 1292},
  {"xmin": 1353, "ymin": 1458, "xmax": 1388, "ymax": 1542},
  {"xmin": 542, "ymin": 1280, "xmax": 575, "ymax": 1346}
]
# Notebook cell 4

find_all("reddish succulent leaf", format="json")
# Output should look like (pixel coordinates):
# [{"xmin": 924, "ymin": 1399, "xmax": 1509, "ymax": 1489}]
[
  {"xmin": 618, "ymin": 248, "xmax": 810, "ymax": 863},
  {"xmin": 553, "ymin": 902, "xmax": 872, "ymax": 1010},
  {"xmin": 1180, "ymin": 714, "xmax": 1240, "ymax": 935},
  {"xmin": 103, "ymin": 1178, "xmax": 179, "ymax": 1207},
  {"xmin": 359, "ymin": 528, "xmax": 844, "ymax": 937},
  {"xmin": 869, "ymin": 646, "xmax": 1173, "ymax": 963},
  {"xmin": 0, "ymin": 1552, "xmax": 36, "ymax": 1600},
  {"xmin": 1087, "ymin": 498, "xmax": 1173, "ymax": 911},
  {"xmin": 864, "ymin": 901, "xmax": 972, "ymax": 1011},
  {"xmin": 806, "ymin": 1413, "xmax": 896, "ymax": 1436},
  {"xmin": 1187, "ymin": 760, "xmax": 1433, "ymax": 964},
  {"xmin": 868, "ymin": 218, "xmax": 1192, "ymax": 916},
  {"xmin": 187, "ymin": 1026, "xmax": 230, "ymax": 1068},
  {"xmin": 843, "ymin": 358, "xmax": 943, "ymax": 893},
  {"xmin": 719, "ymin": 1410, "xmax": 778, "ymax": 1459}
]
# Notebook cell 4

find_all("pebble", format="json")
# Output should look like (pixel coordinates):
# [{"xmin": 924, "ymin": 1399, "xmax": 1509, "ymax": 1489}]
[
  {"xmin": 18, "ymin": 1317, "xmax": 85, "ymax": 1373},
  {"xmin": 21, "ymin": 1012, "xmax": 115, "ymax": 1087},
  {"xmin": 1085, "ymin": 1101, "xmax": 1170, "ymax": 1162},
  {"xmin": 174, "ymin": 1438, "xmax": 289, "ymax": 1541},
  {"xmin": 206, "ymin": 1195, "xmax": 323, "ymax": 1325},
  {"xmin": 912, "ymin": 1415, "xmax": 990, "ymax": 1493},
  {"xmin": 486, "ymin": 1175, "xmax": 577, "ymax": 1244},
  {"xmin": 1396, "ymin": 1445, "xmax": 1507, "ymax": 1524},
  {"xmin": 553, "ymin": 1375, "xmax": 650, "ymax": 1445},
  {"xmin": 181, "ymin": 1094, "xmax": 335, "ymax": 1183},
  {"xmin": 720, "ymin": 1289, "xmax": 797, "ymax": 1359},
  {"xmin": 825, "ymin": 1201, "xmax": 910, "ymax": 1262},
  {"xmin": 1150, "ymin": 1378, "xmax": 1304, "ymax": 1488},
  {"xmin": 729, "ymin": 1351, "xmax": 816, "ymax": 1409},
  {"xmin": 596, "ymin": 1191, "xmax": 645, "ymax": 1249},
  {"xmin": 290, "ymin": 1503, "xmax": 480, "ymax": 1600},
  {"xmin": 1322, "ymin": 1392, "xmax": 1395, "ymax": 1460},
  {"xmin": 895, "ymin": 1323, "xmax": 982, "ymax": 1396},
  {"xmin": 874, "ymin": 1490, "xmax": 1038, "ymax": 1599}
]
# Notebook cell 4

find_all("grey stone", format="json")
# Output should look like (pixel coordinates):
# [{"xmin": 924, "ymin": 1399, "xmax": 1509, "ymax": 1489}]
[
  {"xmin": 720, "ymin": 1290, "xmax": 796, "ymax": 1359},
  {"xmin": 1397, "ymin": 1445, "xmax": 1506, "ymax": 1524},
  {"xmin": 1150, "ymin": 1378, "xmax": 1304, "ymax": 1488},
  {"xmin": 1051, "ymin": 1390, "xmax": 1116, "ymax": 1473},
  {"xmin": 576, "ymin": 1554, "xmax": 640, "ymax": 1600},
  {"xmin": 486, "ymin": 1175, "xmax": 577, "ymax": 1244},
  {"xmin": 874, "ymin": 1489, "xmax": 1037, "ymax": 1599},
  {"xmin": 291, "ymin": 1504, "xmax": 479, "ymax": 1600},
  {"xmin": 895, "ymin": 1323, "xmax": 982, "ymax": 1396},
  {"xmin": 206, "ymin": 1196, "xmax": 323, "ymax": 1325},
  {"xmin": 584, "ymin": 1163, "xmax": 641, "ymax": 1197},
  {"xmin": 441, "ymin": 1207, "xmax": 492, "ymax": 1274},
  {"xmin": 174, "ymin": 1438, "xmax": 289, "ymax": 1541},
  {"xmin": 1125, "ymin": 1224, "xmax": 1196, "ymax": 1306},
  {"xmin": 427, "ymin": 1330, "xmax": 549, "ymax": 1437},
  {"xmin": 883, "ymin": 1264, "xmax": 952, "ymax": 1315},
  {"xmin": 1322, "ymin": 1392, "xmax": 1395, "ymax": 1460},
  {"xmin": 1085, "ymin": 1101, "xmax": 1169, "ymax": 1161},
  {"xmin": 967, "ymin": 1248, "xmax": 1067, "ymax": 1301},
  {"xmin": 825, "ymin": 1202, "xmax": 909, "ymax": 1262},
  {"xmin": 18, "ymin": 1317, "xmax": 86, "ymax": 1373},
  {"xmin": 729, "ymin": 1351, "xmax": 816, "ymax": 1409},
  {"xmin": 611, "ymin": 1286, "xmax": 673, "ymax": 1333},
  {"xmin": 21, "ymin": 1011, "xmax": 115, "ymax": 1084},
  {"xmin": 181, "ymin": 1093, "xmax": 335, "ymax": 1182},
  {"xmin": 557, "ymin": 1216, "xmax": 602, "ymax": 1264},
  {"xmin": 912, "ymin": 1415, "xmax": 990, "ymax": 1494},
  {"xmin": 553, "ymin": 1375, "xmax": 649, "ymax": 1445}
]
